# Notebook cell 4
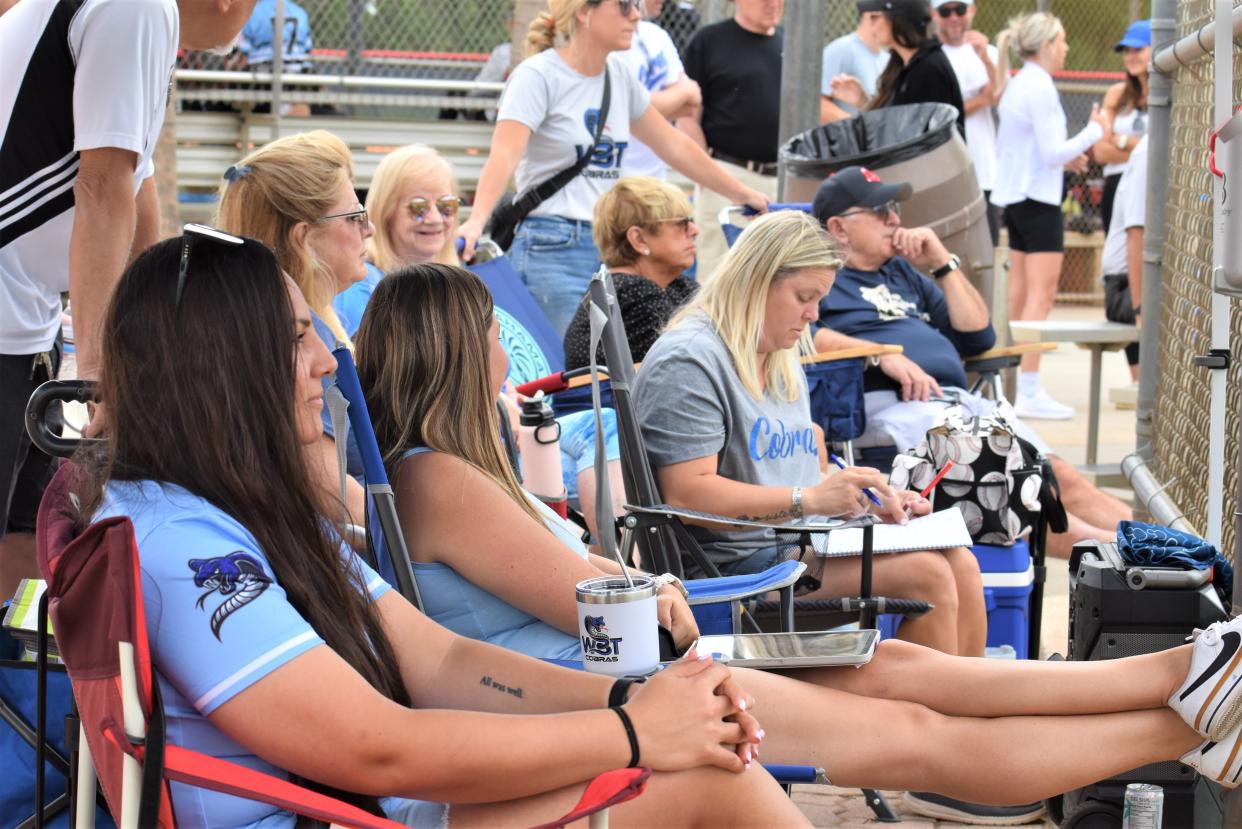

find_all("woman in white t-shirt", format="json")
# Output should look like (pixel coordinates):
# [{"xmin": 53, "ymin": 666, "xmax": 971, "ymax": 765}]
[
  {"xmin": 458, "ymin": 0, "xmax": 767, "ymax": 335},
  {"xmin": 990, "ymin": 13, "xmax": 1108, "ymax": 421}
]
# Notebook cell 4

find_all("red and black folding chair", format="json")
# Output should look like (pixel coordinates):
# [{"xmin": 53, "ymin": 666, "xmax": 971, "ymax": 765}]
[{"xmin": 29, "ymin": 421, "xmax": 648, "ymax": 829}]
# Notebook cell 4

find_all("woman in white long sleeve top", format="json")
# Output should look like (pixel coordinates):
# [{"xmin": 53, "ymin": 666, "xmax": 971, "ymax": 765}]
[{"xmin": 991, "ymin": 12, "xmax": 1107, "ymax": 420}]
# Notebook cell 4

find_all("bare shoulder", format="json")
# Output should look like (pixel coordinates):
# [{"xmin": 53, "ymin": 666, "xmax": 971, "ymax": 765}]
[
  {"xmin": 1102, "ymin": 82, "xmax": 1126, "ymax": 111},
  {"xmin": 394, "ymin": 450, "xmax": 491, "ymax": 506}
]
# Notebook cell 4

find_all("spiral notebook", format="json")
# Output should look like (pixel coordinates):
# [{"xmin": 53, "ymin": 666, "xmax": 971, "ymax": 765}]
[{"xmin": 813, "ymin": 507, "xmax": 972, "ymax": 557}]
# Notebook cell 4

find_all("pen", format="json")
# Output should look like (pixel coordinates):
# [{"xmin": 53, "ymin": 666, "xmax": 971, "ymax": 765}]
[
  {"xmin": 919, "ymin": 460, "xmax": 955, "ymax": 499},
  {"xmin": 828, "ymin": 453, "xmax": 883, "ymax": 508}
]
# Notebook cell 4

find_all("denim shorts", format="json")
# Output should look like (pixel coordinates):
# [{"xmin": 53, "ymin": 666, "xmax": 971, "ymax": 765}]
[
  {"xmin": 558, "ymin": 407, "xmax": 621, "ymax": 501},
  {"xmin": 508, "ymin": 215, "xmax": 601, "ymax": 336}
]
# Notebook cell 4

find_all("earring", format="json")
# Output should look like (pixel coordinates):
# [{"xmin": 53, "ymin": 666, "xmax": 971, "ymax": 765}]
[{"xmin": 642, "ymin": 249, "xmax": 651, "ymax": 256}]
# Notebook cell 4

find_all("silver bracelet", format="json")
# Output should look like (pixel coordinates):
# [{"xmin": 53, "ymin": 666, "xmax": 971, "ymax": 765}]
[{"xmin": 791, "ymin": 486, "xmax": 804, "ymax": 520}]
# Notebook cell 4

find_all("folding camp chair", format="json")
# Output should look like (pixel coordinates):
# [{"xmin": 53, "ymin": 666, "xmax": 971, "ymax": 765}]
[{"xmin": 25, "ymin": 389, "xmax": 649, "ymax": 829}]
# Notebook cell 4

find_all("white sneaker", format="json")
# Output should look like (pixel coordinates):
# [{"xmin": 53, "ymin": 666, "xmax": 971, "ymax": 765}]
[
  {"xmin": 1169, "ymin": 619, "xmax": 1242, "ymax": 740},
  {"xmin": 1180, "ymin": 722, "xmax": 1242, "ymax": 788},
  {"xmin": 1013, "ymin": 388, "xmax": 1075, "ymax": 420}
]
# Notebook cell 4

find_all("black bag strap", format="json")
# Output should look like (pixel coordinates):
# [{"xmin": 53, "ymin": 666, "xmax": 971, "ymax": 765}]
[
  {"xmin": 137, "ymin": 677, "xmax": 167, "ymax": 828},
  {"xmin": 511, "ymin": 67, "xmax": 612, "ymax": 215}
]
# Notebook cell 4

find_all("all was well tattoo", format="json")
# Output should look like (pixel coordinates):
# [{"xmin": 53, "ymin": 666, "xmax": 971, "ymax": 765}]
[{"xmin": 480, "ymin": 675, "xmax": 524, "ymax": 700}]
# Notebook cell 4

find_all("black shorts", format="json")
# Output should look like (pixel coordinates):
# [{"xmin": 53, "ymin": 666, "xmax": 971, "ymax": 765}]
[
  {"xmin": 1003, "ymin": 198, "xmax": 1064, "ymax": 254},
  {"xmin": 0, "ymin": 335, "xmax": 62, "ymax": 537}
]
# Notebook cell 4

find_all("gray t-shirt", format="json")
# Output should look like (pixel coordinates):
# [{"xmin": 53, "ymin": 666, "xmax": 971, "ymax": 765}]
[{"xmin": 634, "ymin": 312, "xmax": 821, "ymax": 567}]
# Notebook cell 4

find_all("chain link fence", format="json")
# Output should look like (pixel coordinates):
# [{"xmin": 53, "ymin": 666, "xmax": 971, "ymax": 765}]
[{"xmin": 1153, "ymin": 0, "xmax": 1242, "ymax": 560}]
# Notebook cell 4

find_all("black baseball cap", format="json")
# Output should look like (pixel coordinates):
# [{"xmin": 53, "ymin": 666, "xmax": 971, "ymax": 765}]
[
  {"xmin": 856, "ymin": 0, "xmax": 931, "ymax": 14},
  {"xmin": 811, "ymin": 166, "xmax": 913, "ymax": 223}
]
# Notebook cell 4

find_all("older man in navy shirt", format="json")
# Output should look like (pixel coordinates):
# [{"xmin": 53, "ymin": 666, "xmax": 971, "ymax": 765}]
[{"xmin": 811, "ymin": 166, "xmax": 1130, "ymax": 558}]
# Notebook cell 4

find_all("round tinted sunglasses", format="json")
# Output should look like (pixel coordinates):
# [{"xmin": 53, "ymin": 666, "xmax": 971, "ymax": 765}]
[{"xmin": 407, "ymin": 196, "xmax": 461, "ymax": 222}]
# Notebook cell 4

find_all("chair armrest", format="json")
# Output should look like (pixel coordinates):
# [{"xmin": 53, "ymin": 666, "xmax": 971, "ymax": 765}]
[
  {"xmin": 762, "ymin": 764, "xmax": 830, "ymax": 785},
  {"xmin": 684, "ymin": 559, "xmax": 806, "ymax": 605},
  {"xmin": 965, "ymin": 343, "xmax": 1057, "ymax": 362},
  {"xmin": 803, "ymin": 344, "xmax": 902, "ymax": 365}
]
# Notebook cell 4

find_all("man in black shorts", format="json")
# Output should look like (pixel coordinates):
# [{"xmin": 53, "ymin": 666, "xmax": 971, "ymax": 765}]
[
  {"xmin": 675, "ymin": 0, "xmax": 783, "ymax": 279},
  {"xmin": 0, "ymin": 0, "xmax": 255, "ymax": 600}
]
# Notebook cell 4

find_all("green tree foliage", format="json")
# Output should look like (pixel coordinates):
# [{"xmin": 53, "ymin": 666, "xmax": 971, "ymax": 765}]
[
  {"xmin": 972, "ymin": 1, "xmax": 1151, "ymax": 73},
  {"xmin": 301, "ymin": 0, "xmax": 510, "ymax": 56}
]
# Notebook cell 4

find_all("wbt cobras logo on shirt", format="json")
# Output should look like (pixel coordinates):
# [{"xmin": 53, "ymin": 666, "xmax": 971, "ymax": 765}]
[{"xmin": 577, "ymin": 108, "xmax": 627, "ymax": 179}]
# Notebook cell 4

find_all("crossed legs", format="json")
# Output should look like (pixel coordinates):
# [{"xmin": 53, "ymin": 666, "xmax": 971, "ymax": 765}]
[{"xmin": 741, "ymin": 639, "xmax": 1200, "ymax": 804}]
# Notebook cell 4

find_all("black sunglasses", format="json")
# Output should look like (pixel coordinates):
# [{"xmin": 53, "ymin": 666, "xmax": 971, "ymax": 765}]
[
  {"xmin": 176, "ymin": 223, "xmax": 245, "ymax": 310},
  {"xmin": 649, "ymin": 216, "xmax": 695, "ymax": 233},
  {"xmin": 589, "ymin": 0, "xmax": 640, "ymax": 16},
  {"xmin": 936, "ymin": 3, "xmax": 969, "ymax": 18},
  {"xmin": 839, "ymin": 200, "xmax": 902, "ymax": 220}
]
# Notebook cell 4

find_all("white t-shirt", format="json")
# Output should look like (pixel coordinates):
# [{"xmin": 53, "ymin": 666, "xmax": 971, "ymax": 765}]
[
  {"xmin": 1101, "ymin": 136, "xmax": 1148, "ymax": 278},
  {"xmin": 615, "ymin": 20, "xmax": 684, "ymax": 179},
  {"xmin": 941, "ymin": 41, "xmax": 998, "ymax": 191},
  {"xmin": 498, "ymin": 49, "xmax": 650, "ymax": 223},
  {"xmin": 0, "ymin": 0, "xmax": 177, "ymax": 355},
  {"xmin": 1102, "ymin": 106, "xmax": 1147, "ymax": 177}
]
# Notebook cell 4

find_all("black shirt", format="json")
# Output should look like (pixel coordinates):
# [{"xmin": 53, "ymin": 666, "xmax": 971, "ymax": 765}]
[
  {"xmin": 682, "ymin": 19, "xmax": 782, "ymax": 163},
  {"xmin": 883, "ymin": 39, "xmax": 965, "ymax": 136},
  {"xmin": 563, "ymin": 273, "xmax": 699, "ymax": 370}
]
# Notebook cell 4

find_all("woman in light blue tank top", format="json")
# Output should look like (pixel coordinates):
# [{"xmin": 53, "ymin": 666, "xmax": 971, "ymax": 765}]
[{"xmin": 353, "ymin": 259, "xmax": 1235, "ymax": 808}]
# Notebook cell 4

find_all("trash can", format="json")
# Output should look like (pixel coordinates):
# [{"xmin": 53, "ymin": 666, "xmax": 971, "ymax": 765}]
[{"xmin": 780, "ymin": 103, "xmax": 995, "ymax": 312}]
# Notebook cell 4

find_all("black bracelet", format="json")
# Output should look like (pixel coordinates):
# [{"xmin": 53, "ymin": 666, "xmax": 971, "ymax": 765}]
[
  {"xmin": 607, "ymin": 676, "xmax": 645, "ymax": 708},
  {"xmin": 611, "ymin": 706, "xmax": 641, "ymax": 768}
]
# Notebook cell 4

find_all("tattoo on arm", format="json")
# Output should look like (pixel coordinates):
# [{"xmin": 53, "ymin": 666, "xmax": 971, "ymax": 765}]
[
  {"xmin": 735, "ymin": 509, "xmax": 794, "ymax": 522},
  {"xmin": 480, "ymin": 675, "xmax": 525, "ymax": 700}
]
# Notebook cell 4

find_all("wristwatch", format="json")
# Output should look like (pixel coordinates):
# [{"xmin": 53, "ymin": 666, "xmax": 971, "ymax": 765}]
[
  {"xmin": 930, "ymin": 254, "xmax": 961, "ymax": 280},
  {"xmin": 651, "ymin": 573, "xmax": 689, "ymax": 598}
]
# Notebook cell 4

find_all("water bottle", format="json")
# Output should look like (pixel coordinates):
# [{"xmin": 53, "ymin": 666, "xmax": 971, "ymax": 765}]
[{"xmin": 517, "ymin": 393, "xmax": 567, "ymax": 517}]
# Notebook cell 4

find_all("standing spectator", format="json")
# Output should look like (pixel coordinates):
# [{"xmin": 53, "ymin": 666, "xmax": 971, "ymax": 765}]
[
  {"xmin": 933, "ymin": 0, "xmax": 1000, "ymax": 244},
  {"xmin": 675, "ymin": 0, "xmax": 784, "ymax": 281},
  {"xmin": 1093, "ymin": 19, "xmax": 1150, "ymax": 234},
  {"xmin": 615, "ymin": 0, "xmax": 702, "ymax": 179},
  {"xmin": 820, "ymin": 1, "xmax": 892, "ymax": 123},
  {"xmin": 830, "ymin": 0, "xmax": 965, "ymax": 136},
  {"xmin": 457, "ymin": 0, "xmax": 766, "ymax": 336},
  {"xmin": 991, "ymin": 12, "xmax": 1108, "ymax": 420},
  {"xmin": 1100, "ymin": 135, "xmax": 1147, "ymax": 382},
  {"xmin": 0, "ymin": 0, "xmax": 255, "ymax": 601}
]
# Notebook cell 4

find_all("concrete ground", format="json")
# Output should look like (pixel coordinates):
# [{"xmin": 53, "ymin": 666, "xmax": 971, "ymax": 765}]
[{"xmin": 791, "ymin": 305, "xmax": 1138, "ymax": 828}]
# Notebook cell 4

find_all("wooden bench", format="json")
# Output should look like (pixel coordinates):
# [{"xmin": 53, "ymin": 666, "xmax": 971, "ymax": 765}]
[{"xmin": 1008, "ymin": 320, "xmax": 1139, "ymax": 484}]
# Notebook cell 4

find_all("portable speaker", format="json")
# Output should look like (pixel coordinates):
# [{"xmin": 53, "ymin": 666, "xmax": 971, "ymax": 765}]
[{"xmin": 1055, "ymin": 540, "xmax": 1229, "ymax": 828}]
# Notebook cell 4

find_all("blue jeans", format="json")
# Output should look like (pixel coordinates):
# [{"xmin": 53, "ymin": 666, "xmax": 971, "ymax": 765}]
[
  {"xmin": 557, "ymin": 408, "xmax": 621, "ymax": 502},
  {"xmin": 508, "ymin": 215, "xmax": 601, "ymax": 336}
]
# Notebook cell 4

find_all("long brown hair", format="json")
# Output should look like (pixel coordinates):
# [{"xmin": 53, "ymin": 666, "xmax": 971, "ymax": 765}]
[
  {"xmin": 77, "ymin": 237, "xmax": 410, "ymax": 813},
  {"xmin": 355, "ymin": 263, "xmax": 546, "ymax": 527},
  {"xmin": 870, "ymin": 4, "xmax": 932, "ymax": 110}
]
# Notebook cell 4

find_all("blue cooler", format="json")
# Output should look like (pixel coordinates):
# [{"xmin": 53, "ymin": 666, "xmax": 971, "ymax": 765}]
[
  {"xmin": 876, "ymin": 540, "xmax": 1034, "ymax": 658},
  {"xmin": 973, "ymin": 539, "xmax": 1034, "ymax": 659}
]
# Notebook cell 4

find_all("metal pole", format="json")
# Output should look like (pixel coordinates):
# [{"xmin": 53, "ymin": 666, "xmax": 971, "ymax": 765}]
[
  {"xmin": 347, "ymin": 0, "xmax": 365, "ymax": 77},
  {"xmin": 1206, "ymin": 0, "xmax": 1232, "ymax": 549},
  {"xmin": 776, "ymin": 0, "xmax": 823, "ymax": 200},
  {"xmin": 1136, "ymin": 3, "xmax": 1176, "ymax": 461},
  {"xmin": 271, "ymin": 0, "xmax": 284, "ymax": 127}
]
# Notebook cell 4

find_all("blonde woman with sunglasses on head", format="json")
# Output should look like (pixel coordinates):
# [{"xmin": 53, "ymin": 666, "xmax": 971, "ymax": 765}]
[{"xmin": 457, "ymin": 0, "xmax": 769, "ymax": 336}]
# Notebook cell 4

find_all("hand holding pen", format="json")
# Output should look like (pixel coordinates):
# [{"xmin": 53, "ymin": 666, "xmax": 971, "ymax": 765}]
[{"xmin": 816, "ymin": 454, "xmax": 907, "ymax": 524}]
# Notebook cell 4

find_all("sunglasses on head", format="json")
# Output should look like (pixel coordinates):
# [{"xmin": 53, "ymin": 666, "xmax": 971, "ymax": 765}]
[
  {"xmin": 407, "ymin": 196, "xmax": 461, "ymax": 222},
  {"xmin": 937, "ymin": 3, "xmax": 969, "ymax": 18},
  {"xmin": 839, "ymin": 200, "xmax": 901, "ymax": 220},
  {"xmin": 317, "ymin": 206, "xmax": 369, "ymax": 228},
  {"xmin": 176, "ymin": 223, "xmax": 245, "ymax": 310}
]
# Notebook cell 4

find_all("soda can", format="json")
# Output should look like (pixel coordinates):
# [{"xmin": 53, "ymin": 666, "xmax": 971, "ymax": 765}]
[{"xmin": 1122, "ymin": 783, "xmax": 1163, "ymax": 829}]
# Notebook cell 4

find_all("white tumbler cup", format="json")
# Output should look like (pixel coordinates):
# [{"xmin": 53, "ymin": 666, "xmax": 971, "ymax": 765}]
[{"xmin": 575, "ymin": 575, "xmax": 659, "ymax": 677}]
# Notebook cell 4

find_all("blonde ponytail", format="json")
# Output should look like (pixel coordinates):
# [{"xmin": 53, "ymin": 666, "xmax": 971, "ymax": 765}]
[
  {"xmin": 523, "ymin": 0, "xmax": 591, "ymax": 57},
  {"xmin": 994, "ymin": 12, "xmax": 1065, "ymax": 100}
]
